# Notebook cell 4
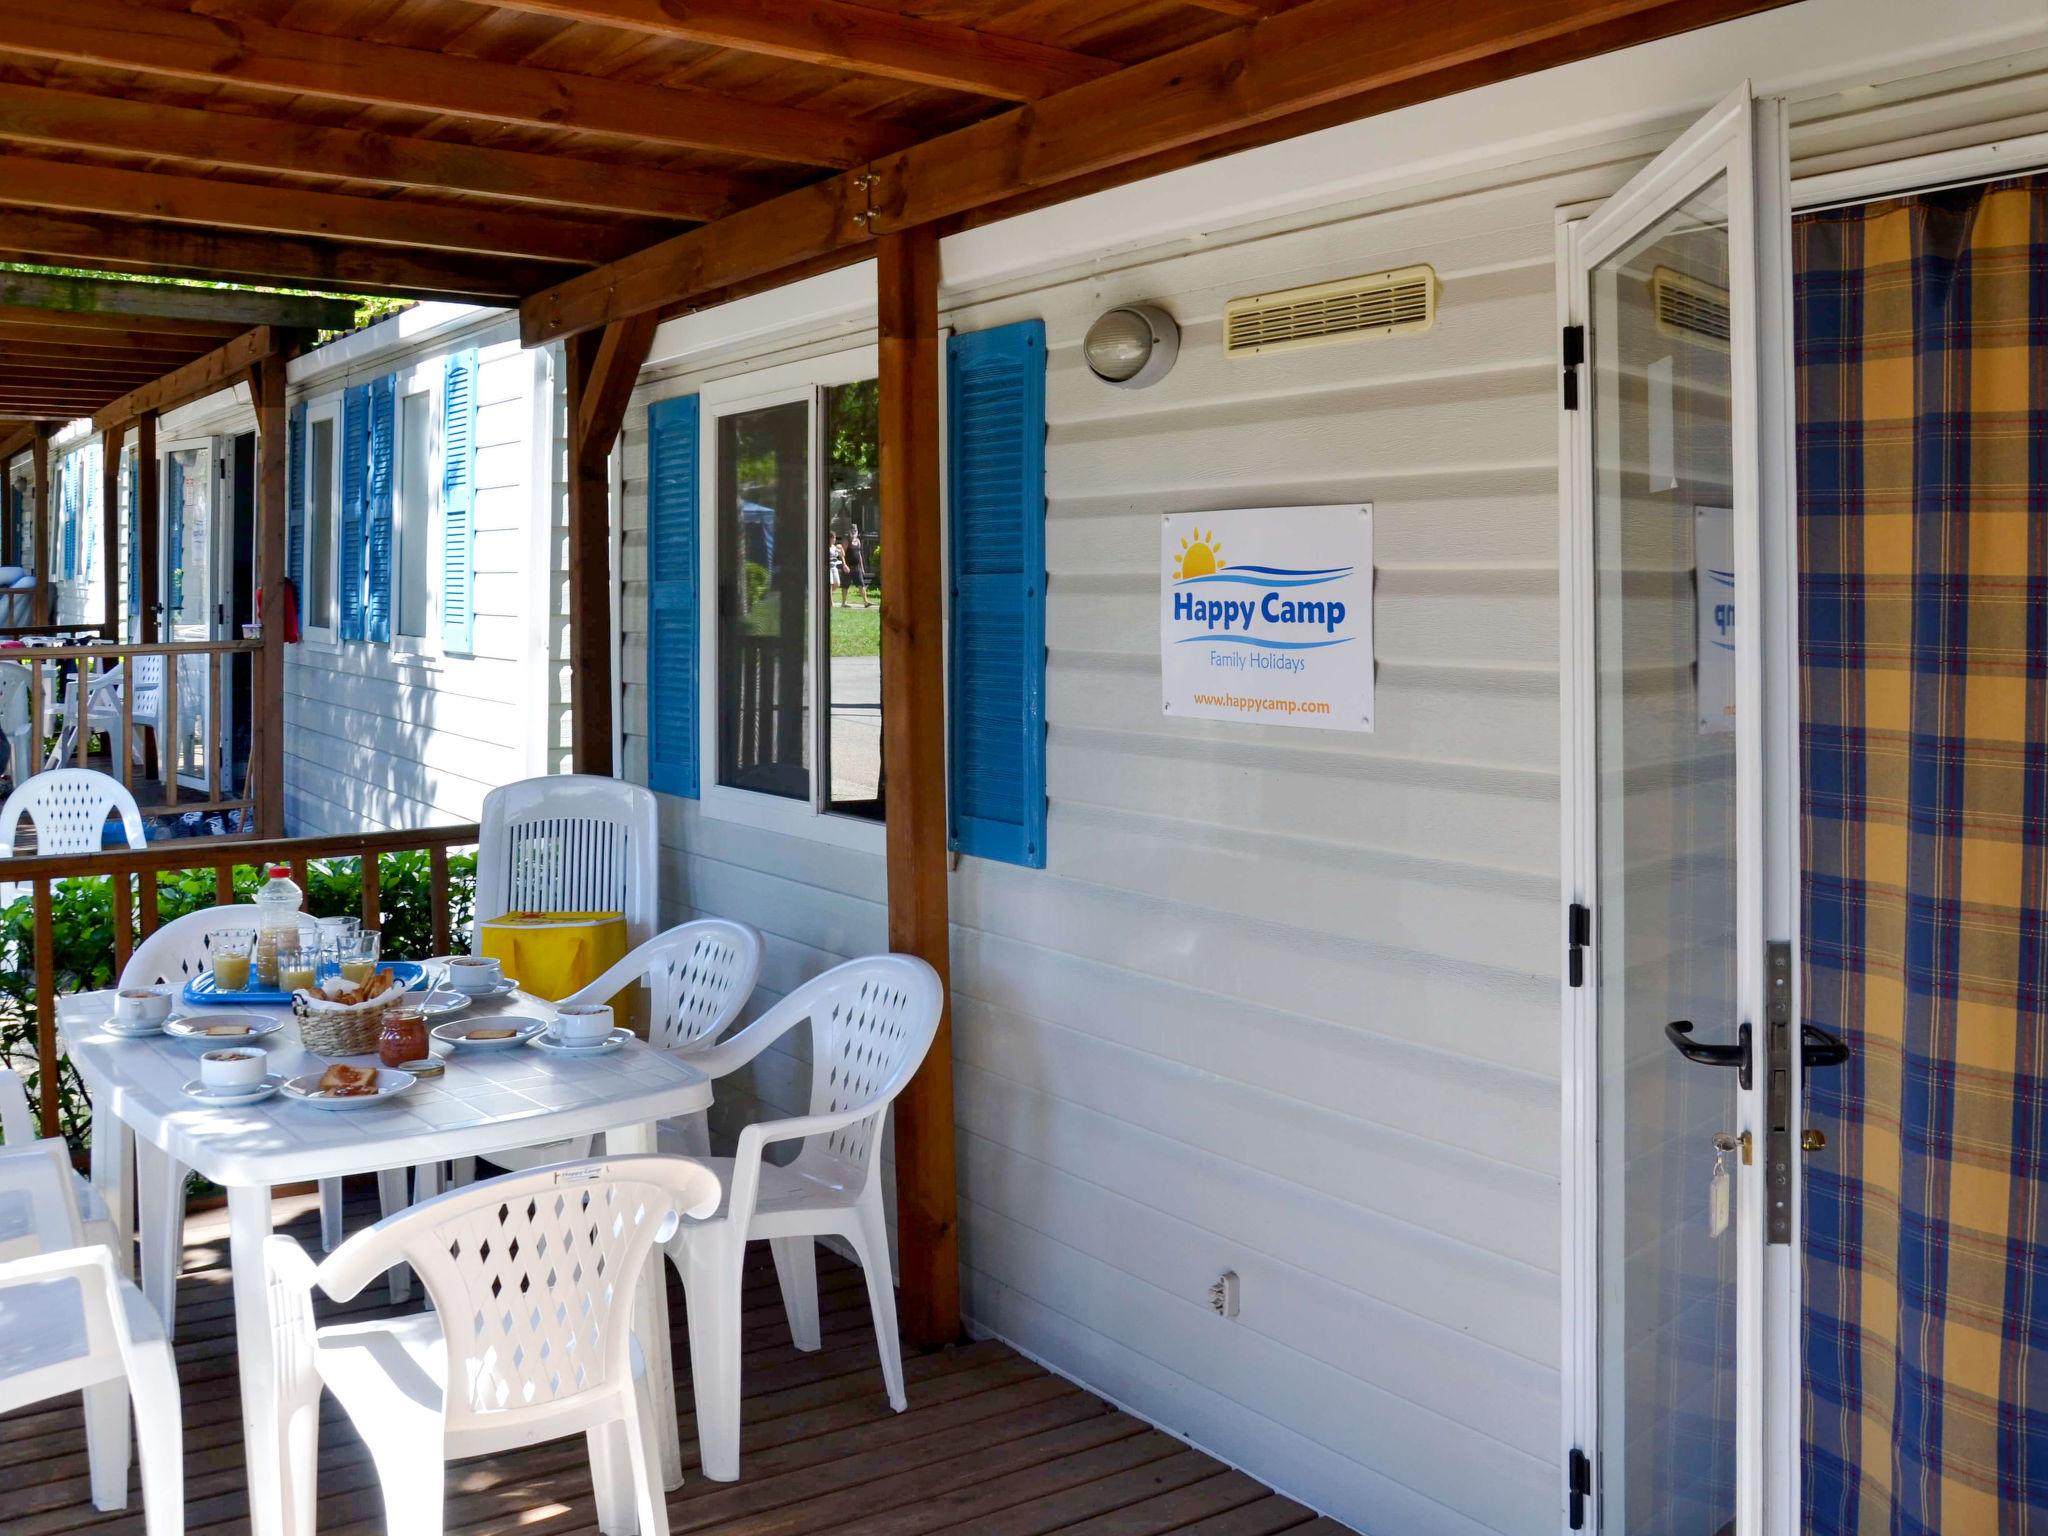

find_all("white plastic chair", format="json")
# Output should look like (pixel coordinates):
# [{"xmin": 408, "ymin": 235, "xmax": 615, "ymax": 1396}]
[
  {"xmin": 118, "ymin": 905, "xmax": 411, "ymax": 1337},
  {"xmin": 0, "ymin": 663, "xmax": 32, "ymax": 786},
  {"xmin": 0, "ymin": 1139, "xmax": 183, "ymax": 1529},
  {"xmin": 0, "ymin": 767, "xmax": 147, "ymax": 854},
  {"xmin": 48, "ymin": 657, "xmax": 164, "ymax": 772},
  {"xmin": 266, "ymin": 1155, "xmax": 720, "ymax": 1536},
  {"xmin": 0, "ymin": 1067, "xmax": 121, "ymax": 1261},
  {"xmin": 664, "ymin": 953, "xmax": 944, "ymax": 1481},
  {"xmin": 451, "ymin": 921, "xmax": 765, "ymax": 1188},
  {"xmin": 473, "ymin": 774, "xmax": 661, "ymax": 951},
  {"xmin": 441, "ymin": 775, "xmax": 662, "ymax": 1188}
]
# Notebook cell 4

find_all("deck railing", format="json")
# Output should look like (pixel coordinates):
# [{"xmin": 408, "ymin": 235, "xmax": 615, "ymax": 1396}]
[
  {"xmin": 5, "ymin": 637, "xmax": 266, "ymax": 825},
  {"xmin": 0, "ymin": 821, "xmax": 481, "ymax": 1136}
]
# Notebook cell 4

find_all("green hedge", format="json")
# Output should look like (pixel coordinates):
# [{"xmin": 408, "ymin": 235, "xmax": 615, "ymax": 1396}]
[{"xmin": 0, "ymin": 850, "xmax": 476, "ymax": 1150}]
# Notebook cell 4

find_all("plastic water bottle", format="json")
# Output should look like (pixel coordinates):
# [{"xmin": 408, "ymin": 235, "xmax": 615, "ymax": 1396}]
[{"xmin": 253, "ymin": 863, "xmax": 303, "ymax": 988}]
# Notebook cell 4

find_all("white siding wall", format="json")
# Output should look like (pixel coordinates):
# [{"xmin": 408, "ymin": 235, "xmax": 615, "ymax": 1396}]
[
  {"xmin": 616, "ymin": 163, "xmax": 1586, "ymax": 1534},
  {"xmin": 284, "ymin": 325, "xmax": 565, "ymax": 834}
]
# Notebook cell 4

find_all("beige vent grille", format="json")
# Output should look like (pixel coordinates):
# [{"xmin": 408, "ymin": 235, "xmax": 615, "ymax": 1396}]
[
  {"xmin": 1224, "ymin": 265, "xmax": 1437, "ymax": 358},
  {"xmin": 1652, "ymin": 265, "xmax": 1731, "ymax": 349}
]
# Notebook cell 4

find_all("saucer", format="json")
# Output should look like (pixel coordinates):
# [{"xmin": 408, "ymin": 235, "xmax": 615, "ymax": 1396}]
[
  {"xmin": 431, "ymin": 1015, "xmax": 549, "ymax": 1052},
  {"xmin": 182, "ymin": 1074, "xmax": 285, "ymax": 1106},
  {"xmin": 528, "ymin": 1027, "xmax": 630, "ymax": 1056}
]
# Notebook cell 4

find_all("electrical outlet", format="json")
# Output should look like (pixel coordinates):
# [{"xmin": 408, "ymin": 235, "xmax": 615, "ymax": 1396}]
[{"xmin": 1208, "ymin": 1270, "xmax": 1240, "ymax": 1318}]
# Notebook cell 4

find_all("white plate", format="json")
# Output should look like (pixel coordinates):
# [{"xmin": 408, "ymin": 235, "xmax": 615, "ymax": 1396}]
[
  {"xmin": 528, "ymin": 1027, "xmax": 631, "ymax": 1057},
  {"xmin": 164, "ymin": 1014, "xmax": 287, "ymax": 1048},
  {"xmin": 418, "ymin": 987, "xmax": 474, "ymax": 1019},
  {"xmin": 444, "ymin": 976, "xmax": 519, "ymax": 999},
  {"xmin": 102, "ymin": 1017, "xmax": 169, "ymax": 1039},
  {"xmin": 432, "ymin": 1015, "xmax": 549, "ymax": 1052},
  {"xmin": 182, "ymin": 1074, "xmax": 285, "ymax": 1106},
  {"xmin": 280, "ymin": 1068, "xmax": 417, "ymax": 1109}
]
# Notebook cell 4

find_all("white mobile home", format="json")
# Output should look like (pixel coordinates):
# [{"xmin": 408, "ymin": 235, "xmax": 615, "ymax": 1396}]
[{"xmin": 2, "ymin": 3, "xmax": 2047, "ymax": 1535}]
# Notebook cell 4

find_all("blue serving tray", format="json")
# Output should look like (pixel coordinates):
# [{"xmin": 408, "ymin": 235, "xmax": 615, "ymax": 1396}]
[{"xmin": 181, "ymin": 959, "xmax": 430, "ymax": 1008}]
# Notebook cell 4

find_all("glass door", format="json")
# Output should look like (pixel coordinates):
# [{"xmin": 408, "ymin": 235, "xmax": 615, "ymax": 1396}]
[
  {"xmin": 1568, "ymin": 84, "xmax": 1796, "ymax": 1536},
  {"xmin": 163, "ymin": 441, "xmax": 216, "ymax": 792}
]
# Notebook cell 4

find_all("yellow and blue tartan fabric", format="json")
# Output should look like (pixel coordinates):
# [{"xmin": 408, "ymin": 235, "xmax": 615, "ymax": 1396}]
[{"xmin": 1798, "ymin": 179, "xmax": 2048, "ymax": 1535}]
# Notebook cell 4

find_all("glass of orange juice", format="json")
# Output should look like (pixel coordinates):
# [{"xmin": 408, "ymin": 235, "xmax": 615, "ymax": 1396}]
[
  {"xmin": 211, "ymin": 931, "xmax": 255, "ymax": 993},
  {"xmin": 279, "ymin": 946, "xmax": 319, "ymax": 995},
  {"xmin": 340, "ymin": 930, "xmax": 381, "ymax": 986}
]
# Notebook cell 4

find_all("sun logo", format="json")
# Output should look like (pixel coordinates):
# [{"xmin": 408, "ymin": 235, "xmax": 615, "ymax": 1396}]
[{"xmin": 1174, "ymin": 529, "xmax": 1226, "ymax": 580}]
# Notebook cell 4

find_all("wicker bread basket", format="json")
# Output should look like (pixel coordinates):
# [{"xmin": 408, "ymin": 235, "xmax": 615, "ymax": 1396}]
[{"xmin": 292, "ymin": 980, "xmax": 403, "ymax": 1057}]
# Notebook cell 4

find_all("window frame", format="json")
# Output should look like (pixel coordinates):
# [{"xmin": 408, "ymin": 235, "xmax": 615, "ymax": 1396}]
[
  {"xmin": 300, "ymin": 393, "xmax": 344, "ymax": 650},
  {"xmin": 387, "ymin": 365, "xmax": 443, "ymax": 660},
  {"xmin": 695, "ymin": 343, "xmax": 884, "ymax": 853},
  {"xmin": 157, "ymin": 433, "xmax": 219, "ymax": 643}
]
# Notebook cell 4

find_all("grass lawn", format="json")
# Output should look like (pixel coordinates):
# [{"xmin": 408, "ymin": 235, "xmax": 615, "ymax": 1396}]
[{"xmin": 830, "ymin": 600, "xmax": 880, "ymax": 657}]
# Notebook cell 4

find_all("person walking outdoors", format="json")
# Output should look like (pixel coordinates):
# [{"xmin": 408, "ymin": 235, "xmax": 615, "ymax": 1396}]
[
  {"xmin": 846, "ymin": 525, "xmax": 872, "ymax": 607},
  {"xmin": 829, "ymin": 532, "xmax": 847, "ymax": 606}
]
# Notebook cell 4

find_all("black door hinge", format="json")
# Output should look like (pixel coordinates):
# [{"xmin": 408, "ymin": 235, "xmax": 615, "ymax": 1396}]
[
  {"xmin": 1568, "ymin": 1447, "xmax": 1593, "ymax": 1529},
  {"xmin": 1566, "ymin": 902, "xmax": 1591, "ymax": 988},
  {"xmin": 1561, "ymin": 324, "xmax": 1585, "ymax": 411}
]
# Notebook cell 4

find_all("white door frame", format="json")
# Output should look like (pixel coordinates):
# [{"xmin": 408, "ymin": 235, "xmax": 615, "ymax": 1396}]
[{"xmin": 1556, "ymin": 83, "xmax": 1802, "ymax": 1536}]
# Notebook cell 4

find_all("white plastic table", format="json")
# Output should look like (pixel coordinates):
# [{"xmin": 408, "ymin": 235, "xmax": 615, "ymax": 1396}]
[{"xmin": 59, "ymin": 991, "xmax": 711, "ymax": 1536}]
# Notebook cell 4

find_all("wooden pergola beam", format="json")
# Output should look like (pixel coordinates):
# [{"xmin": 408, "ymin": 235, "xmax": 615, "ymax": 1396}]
[
  {"xmin": 0, "ymin": 214, "xmax": 564, "ymax": 304},
  {"xmin": 472, "ymin": 0, "xmax": 1111, "ymax": 100},
  {"xmin": 0, "ymin": 306, "xmax": 246, "ymax": 341},
  {"xmin": 251, "ymin": 354, "xmax": 289, "ymax": 835},
  {"xmin": 0, "ymin": 156, "xmax": 655, "ymax": 265},
  {"xmin": 14, "ymin": 0, "xmax": 913, "ymax": 170},
  {"xmin": 0, "ymin": 82, "xmax": 752, "ymax": 223},
  {"xmin": 0, "ymin": 273, "xmax": 356, "ymax": 332},
  {"xmin": 563, "ymin": 312, "xmax": 659, "ymax": 776},
  {"xmin": 0, "ymin": 330, "xmax": 220, "ymax": 361},
  {"xmin": 90, "ymin": 328, "xmax": 290, "ymax": 432},
  {"xmin": 524, "ymin": 0, "xmax": 1794, "ymax": 343},
  {"xmin": 0, "ymin": 423, "xmax": 36, "ymax": 463},
  {"xmin": 0, "ymin": 359, "xmax": 169, "ymax": 384},
  {"xmin": 876, "ymin": 224, "xmax": 958, "ymax": 1347}
]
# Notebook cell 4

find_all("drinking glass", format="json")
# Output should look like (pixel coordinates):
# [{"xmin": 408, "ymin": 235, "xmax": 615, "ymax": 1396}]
[
  {"xmin": 278, "ymin": 945, "xmax": 320, "ymax": 995},
  {"xmin": 211, "ymin": 931, "xmax": 254, "ymax": 993},
  {"xmin": 340, "ymin": 929, "xmax": 382, "ymax": 985}
]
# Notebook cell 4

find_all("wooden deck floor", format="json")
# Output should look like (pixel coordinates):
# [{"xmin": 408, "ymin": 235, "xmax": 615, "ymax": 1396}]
[{"xmin": 2, "ymin": 1184, "xmax": 1355, "ymax": 1536}]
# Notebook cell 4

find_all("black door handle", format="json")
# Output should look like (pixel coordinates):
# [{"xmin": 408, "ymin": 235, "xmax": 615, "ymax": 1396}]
[
  {"xmin": 1801, "ymin": 1023, "xmax": 1849, "ymax": 1069},
  {"xmin": 1665, "ymin": 1019, "xmax": 1753, "ymax": 1090}
]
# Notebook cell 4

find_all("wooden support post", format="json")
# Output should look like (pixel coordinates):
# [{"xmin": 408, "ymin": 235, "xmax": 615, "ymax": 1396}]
[
  {"xmin": 29, "ymin": 428, "xmax": 49, "ymax": 627},
  {"xmin": 136, "ymin": 412, "xmax": 159, "ymax": 644},
  {"xmin": 564, "ymin": 313, "xmax": 657, "ymax": 776},
  {"xmin": 31, "ymin": 879, "xmax": 57, "ymax": 1136},
  {"xmin": 876, "ymin": 224, "xmax": 959, "ymax": 1347},
  {"xmin": 252, "ymin": 354, "xmax": 289, "ymax": 835},
  {"xmin": 100, "ymin": 420, "xmax": 123, "ymax": 639}
]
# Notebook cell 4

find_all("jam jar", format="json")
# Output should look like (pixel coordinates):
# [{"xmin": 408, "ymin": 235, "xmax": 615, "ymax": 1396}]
[{"xmin": 377, "ymin": 1003, "xmax": 430, "ymax": 1068}]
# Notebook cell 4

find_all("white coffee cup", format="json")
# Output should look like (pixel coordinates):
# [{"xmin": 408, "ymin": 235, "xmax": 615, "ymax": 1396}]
[
  {"xmin": 113, "ymin": 987, "xmax": 173, "ymax": 1026},
  {"xmin": 200, "ymin": 1048, "xmax": 268, "ymax": 1092},
  {"xmin": 553, "ymin": 1003, "xmax": 613, "ymax": 1046},
  {"xmin": 445, "ymin": 955, "xmax": 503, "ymax": 993}
]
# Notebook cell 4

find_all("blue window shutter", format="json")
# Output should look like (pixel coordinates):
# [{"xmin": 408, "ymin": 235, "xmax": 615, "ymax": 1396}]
[
  {"xmin": 439, "ymin": 349, "xmax": 477, "ymax": 653},
  {"xmin": 946, "ymin": 319, "xmax": 1048, "ymax": 868},
  {"xmin": 645, "ymin": 394, "xmax": 700, "ymax": 798},
  {"xmin": 166, "ymin": 466, "xmax": 184, "ymax": 614},
  {"xmin": 339, "ymin": 382, "xmax": 369, "ymax": 640},
  {"xmin": 365, "ymin": 374, "xmax": 396, "ymax": 643},
  {"xmin": 59, "ymin": 457, "xmax": 75, "ymax": 580},
  {"xmin": 286, "ymin": 401, "xmax": 307, "ymax": 604}
]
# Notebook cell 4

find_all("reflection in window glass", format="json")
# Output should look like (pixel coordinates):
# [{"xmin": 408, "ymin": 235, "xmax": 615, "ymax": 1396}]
[
  {"xmin": 308, "ymin": 418, "xmax": 336, "ymax": 632},
  {"xmin": 716, "ymin": 401, "xmax": 811, "ymax": 800},
  {"xmin": 824, "ymin": 380, "xmax": 882, "ymax": 819},
  {"xmin": 398, "ymin": 391, "xmax": 432, "ymax": 639}
]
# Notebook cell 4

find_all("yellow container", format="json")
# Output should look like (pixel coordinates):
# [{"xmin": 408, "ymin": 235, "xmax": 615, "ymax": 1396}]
[{"xmin": 478, "ymin": 911, "xmax": 628, "ymax": 1004}]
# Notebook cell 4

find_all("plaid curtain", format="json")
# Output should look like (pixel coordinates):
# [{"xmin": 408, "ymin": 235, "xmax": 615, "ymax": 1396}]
[{"xmin": 1798, "ymin": 178, "xmax": 2048, "ymax": 1535}]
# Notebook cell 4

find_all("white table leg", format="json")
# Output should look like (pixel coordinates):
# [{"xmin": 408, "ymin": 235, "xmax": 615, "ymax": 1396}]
[
  {"xmin": 608, "ymin": 1121, "xmax": 682, "ymax": 1490},
  {"xmin": 134, "ymin": 1137, "xmax": 185, "ymax": 1339},
  {"xmin": 227, "ymin": 1182, "xmax": 298, "ymax": 1536},
  {"xmin": 87, "ymin": 1096, "xmax": 133, "ymax": 1277}
]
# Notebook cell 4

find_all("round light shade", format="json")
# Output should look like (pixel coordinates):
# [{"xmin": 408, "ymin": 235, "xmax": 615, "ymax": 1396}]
[{"xmin": 1084, "ymin": 303, "xmax": 1179, "ymax": 388}]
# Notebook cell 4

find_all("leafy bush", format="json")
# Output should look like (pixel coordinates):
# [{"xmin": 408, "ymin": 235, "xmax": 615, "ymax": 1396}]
[{"xmin": 0, "ymin": 850, "xmax": 476, "ymax": 1150}]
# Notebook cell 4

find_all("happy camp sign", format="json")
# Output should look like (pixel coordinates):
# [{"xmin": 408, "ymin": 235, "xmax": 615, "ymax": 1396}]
[{"xmin": 1159, "ymin": 505, "xmax": 1374, "ymax": 732}]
